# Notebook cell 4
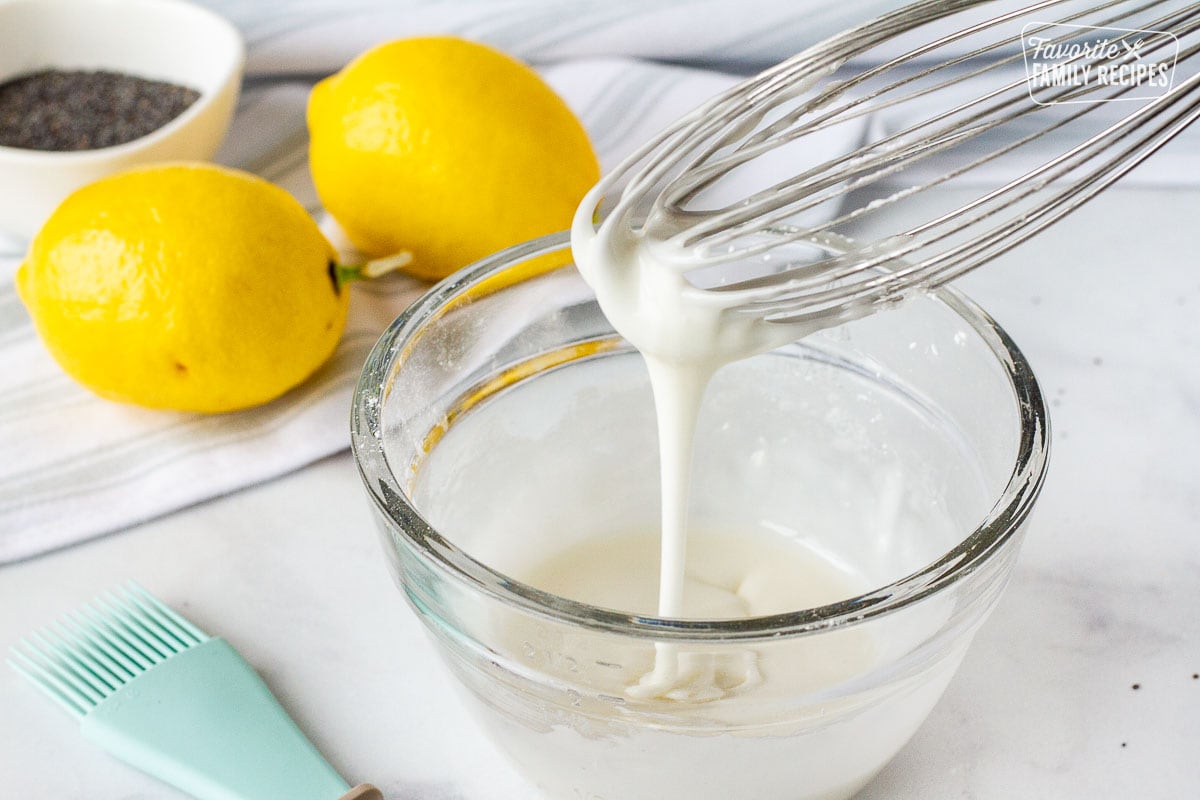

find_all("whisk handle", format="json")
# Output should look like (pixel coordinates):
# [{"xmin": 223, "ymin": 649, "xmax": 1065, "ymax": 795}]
[{"xmin": 339, "ymin": 785, "xmax": 384, "ymax": 800}]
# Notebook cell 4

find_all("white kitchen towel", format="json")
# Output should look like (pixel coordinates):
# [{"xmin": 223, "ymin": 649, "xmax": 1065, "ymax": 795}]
[
  {"xmin": 201, "ymin": 0, "xmax": 901, "ymax": 77},
  {"xmin": 1, "ymin": 0, "xmax": 1197, "ymax": 561},
  {"xmin": 0, "ymin": 55, "xmax": 780, "ymax": 562}
]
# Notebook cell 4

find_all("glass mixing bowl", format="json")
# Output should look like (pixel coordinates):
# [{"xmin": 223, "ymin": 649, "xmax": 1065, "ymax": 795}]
[{"xmin": 352, "ymin": 232, "xmax": 1049, "ymax": 800}]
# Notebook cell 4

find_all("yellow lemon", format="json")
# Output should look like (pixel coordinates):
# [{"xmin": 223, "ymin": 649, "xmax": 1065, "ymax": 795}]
[
  {"xmin": 308, "ymin": 36, "xmax": 600, "ymax": 281},
  {"xmin": 16, "ymin": 163, "xmax": 349, "ymax": 413}
]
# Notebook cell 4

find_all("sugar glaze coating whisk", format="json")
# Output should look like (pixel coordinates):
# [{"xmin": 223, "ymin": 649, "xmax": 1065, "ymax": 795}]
[{"xmin": 574, "ymin": 0, "xmax": 1200, "ymax": 327}]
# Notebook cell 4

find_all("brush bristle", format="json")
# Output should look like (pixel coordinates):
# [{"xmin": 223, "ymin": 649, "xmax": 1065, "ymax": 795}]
[{"xmin": 8, "ymin": 582, "xmax": 210, "ymax": 717}]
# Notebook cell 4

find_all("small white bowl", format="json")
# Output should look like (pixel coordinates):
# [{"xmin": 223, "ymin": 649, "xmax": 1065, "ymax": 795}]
[{"xmin": 0, "ymin": 0, "xmax": 245, "ymax": 239}]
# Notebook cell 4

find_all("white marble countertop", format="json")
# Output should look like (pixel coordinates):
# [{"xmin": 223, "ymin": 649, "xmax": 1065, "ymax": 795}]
[{"xmin": 2, "ymin": 184, "xmax": 1198, "ymax": 798}]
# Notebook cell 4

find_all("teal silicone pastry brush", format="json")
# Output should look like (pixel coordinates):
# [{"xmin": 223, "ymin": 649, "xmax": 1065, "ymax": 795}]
[{"xmin": 8, "ymin": 582, "xmax": 382, "ymax": 800}]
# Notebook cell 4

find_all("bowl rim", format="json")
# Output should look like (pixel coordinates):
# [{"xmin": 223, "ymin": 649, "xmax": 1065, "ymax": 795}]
[
  {"xmin": 352, "ymin": 231, "xmax": 1051, "ymax": 642},
  {"xmin": 0, "ymin": 0, "xmax": 245, "ymax": 163}
]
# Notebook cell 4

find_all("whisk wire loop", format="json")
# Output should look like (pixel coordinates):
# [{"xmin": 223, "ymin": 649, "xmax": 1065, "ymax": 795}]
[{"xmin": 580, "ymin": 0, "xmax": 1200, "ymax": 324}]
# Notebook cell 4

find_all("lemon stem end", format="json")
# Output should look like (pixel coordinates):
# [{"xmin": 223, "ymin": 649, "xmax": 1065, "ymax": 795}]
[{"xmin": 336, "ymin": 251, "xmax": 414, "ymax": 286}]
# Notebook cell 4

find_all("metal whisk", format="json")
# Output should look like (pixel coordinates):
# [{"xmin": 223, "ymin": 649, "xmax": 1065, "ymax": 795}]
[{"xmin": 573, "ymin": 0, "xmax": 1200, "ymax": 326}]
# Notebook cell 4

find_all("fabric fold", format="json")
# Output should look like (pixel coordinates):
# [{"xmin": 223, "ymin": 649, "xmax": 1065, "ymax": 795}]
[{"xmin": 0, "ymin": 58, "xmax": 755, "ymax": 561}]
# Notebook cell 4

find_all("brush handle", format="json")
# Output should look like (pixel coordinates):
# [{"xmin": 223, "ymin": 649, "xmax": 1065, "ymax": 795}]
[{"xmin": 339, "ymin": 786, "xmax": 384, "ymax": 800}]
